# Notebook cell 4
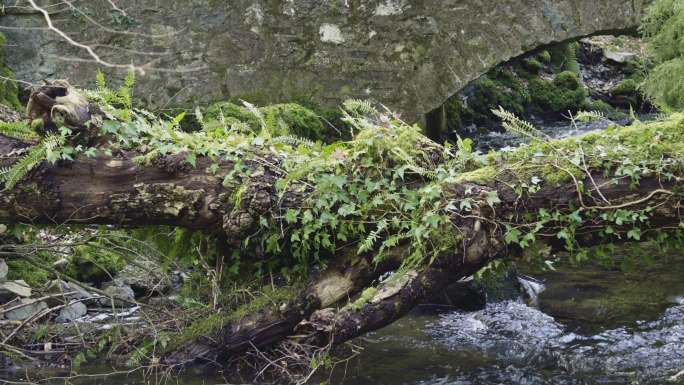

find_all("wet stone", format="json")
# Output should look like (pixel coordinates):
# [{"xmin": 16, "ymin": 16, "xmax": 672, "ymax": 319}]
[
  {"xmin": 55, "ymin": 301, "xmax": 87, "ymax": 323},
  {"xmin": 0, "ymin": 280, "xmax": 32, "ymax": 303},
  {"xmin": 5, "ymin": 299, "xmax": 48, "ymax": 321},
  {"xmin": 98, "ymin": 281, "xmax": 135, "ymax": 307},
  {"xmin": 0, "ymin": 258, "xmax": 7, "ymax": 280}
]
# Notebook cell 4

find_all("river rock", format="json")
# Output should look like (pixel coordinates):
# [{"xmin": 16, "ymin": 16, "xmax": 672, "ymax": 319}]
[
  {"xmin": 604, "ymin": 50, "xmax": 638, "ymax": 64},
  {"xmin": 98, "ymin": 281, "xmax": 135, "ymax": 307},
  {"xmin": 0, "ymin": 280, "xmax": 32, "ymax": 304},
  {"xmin": 55, "ymin": 301, "xmax": 88, "ymax": 323},
  {"xmin": 117, "ymin": 258, "xmax": 171, "ymax": 297},
  {"xmin": 0, "ymin": 104, "xmax": 21, "ymax": 123},
  {"xmin": 42, "ymin": 280, "xmax": 94, "ymax": 306},
  {"xmin": 0, "ymin": 259, "xmax": 8, "ymax": 280},
  {"xmin": 5, "ymin": 299, "xmax": 48, "ymax": 321}
]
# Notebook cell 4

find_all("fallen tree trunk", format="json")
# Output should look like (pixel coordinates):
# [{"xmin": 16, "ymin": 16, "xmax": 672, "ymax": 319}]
[{"xmin": 0, "ymin": 108, "xmax": 682, "ymax": 370}]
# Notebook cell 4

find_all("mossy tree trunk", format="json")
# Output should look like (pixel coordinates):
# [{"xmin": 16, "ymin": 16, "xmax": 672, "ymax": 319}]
[{"xmin": 0, "ymin": 122, "xmax": 681, "ymax": 364}]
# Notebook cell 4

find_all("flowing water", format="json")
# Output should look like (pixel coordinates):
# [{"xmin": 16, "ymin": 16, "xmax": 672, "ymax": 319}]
[{"xmin": 323, "ymin": 250, "xmax": 684, "ymax": 385}]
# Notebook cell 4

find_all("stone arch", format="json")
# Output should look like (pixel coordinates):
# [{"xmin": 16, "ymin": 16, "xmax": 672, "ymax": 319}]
[{"xmin": 2, "ymin": 0, "xmax": 645, "ymax": 121}]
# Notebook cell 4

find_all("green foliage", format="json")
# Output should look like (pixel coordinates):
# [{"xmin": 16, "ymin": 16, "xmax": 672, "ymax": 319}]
[
  {"xmin": 522, "ymin": 58, "xmax": 544, "ymax": 73},
  {"xmin": 263, "ymin": 100, "xmax": 481, "ymax": 273},
  {"xmin": 491, "ymin": 110, "xmax": 684, "ymax": 267},
  {"xmin": 613, "ymin": 78, "xmax": 639, "ymax": 96},
  {"xmin": 0, "ymin": 121, "xmax": 38, "ymax": 141},
  {"xmin": 204, "ymin": 101, "xmax": 325, "ymax": 141},
  {"xmin": 549, "ymin": 42, "xmax": 580, "ymax": 74},
  {"xmin": 66, "ymin": 243, "xmax": 127, "ymax": 284},
  {"xmin": 0, "ymin": 67, "xmax": 21, "ymax": 111},
  {"xmin": 536, "ymin": 50, "xmax": 552, "ymax": 64},
  {"xmin": 641, "ymin": 0, "xmax": 684, "ymax": 110},
  {"xmin": 260, "ymin": 103, "xmax": 326, "ymax": 140},
  {"xmin": 0, "ymin": 33, "xmax": 21, "ymax": 111},
  {"xmin": 0, "ymin": 134, "xmax": 67, "ymax": 191},
  {"xmin": 528, "ymin": 71, "xmax": 587, "ymax": 114},
  {"xmin": 446, "ymin": 69, "xmax": 530, "ymax": 131},
  {"xmin": 7, "ymin": 259, "xmax": 51, "ymax": 287}
]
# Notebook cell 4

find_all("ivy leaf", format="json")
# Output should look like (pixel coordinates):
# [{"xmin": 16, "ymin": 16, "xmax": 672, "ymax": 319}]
[
  {"xmin": 567, "ymin": 210, "xmax": 583, "ymax": 224},
  {"xmin": 556, "ymin": 228, "xmax": 571, "ymax": 240},
  {"xmin": 285, "ymin": 209, "xmax": 299, "ymax": 224},
  {"xmin": 302, "ymin": 210, "xmax": 314, "ymax": 224},
  {"xmin": 185, "ymin": 152, "xmax": 197, "ymax": 167},
  {"xmin": 486, "ymin": 191, "xmax": 501, "ymax": 207},
  {"xmin": 504, "ymin": 226, "xmax": 521, "ymax": 245},
  {"xmin": 102, "ymin": 120, "xmax": 121, "ymax": 134},
  {"xmin": 627, "ymin": 228, "xmax": 641, "ymax": 241},
  {"xmin": 338, "ymin": 203, "xmax": 356, "ymax": 217},
  {"xmin": 84, "ymin": 147, "xmax": 97, "ymax": 158}
]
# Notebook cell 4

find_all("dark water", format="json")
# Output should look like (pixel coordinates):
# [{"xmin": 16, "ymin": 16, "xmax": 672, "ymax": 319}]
[{"xmin": 324, "ymin": 251, "xmax": 684, "ymax": 385}]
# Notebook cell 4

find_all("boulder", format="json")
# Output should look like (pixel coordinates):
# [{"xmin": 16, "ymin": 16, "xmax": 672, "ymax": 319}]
[
  {"xmin": 0, "ymin": 104, "xmax": 21, "ymax": 123},
  {"xmin": 117, "ymin": 258, "xmax": 171, "ymax": 297},
  {"xmin": 98, "ymin": 281, "xmax": 135, "ymax": 307},
  {"xmin": 605, "ymin": 50, "xmax": 637, "ymax": 64},
  {"xmin": 0, "ymin": 280, "xmax": 32, "ymax": 304},
  {"xmin": 5, "ymin": 299, "xmax": 48, "ymax": 321},
  {"xmin": 0, "ymin": 259, "xmax": 7, "ymax": 280},
  {"xmin": 55, "ymin": 301, "xmax": 87, "ymax": 323}
]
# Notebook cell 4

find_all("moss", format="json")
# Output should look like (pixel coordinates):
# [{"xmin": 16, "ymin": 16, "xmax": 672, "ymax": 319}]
[
  {"xmin": 7, "ymin": 259, "xmax": 51, "ymax": 287},
  {"xmin": 349, "ymin": 286, "xmax": 378, "ymax": 310},
  {"xmin": 444, "ymin": 96, "xmax": 464, "ymax": 132},
  {"xmin": 205, "ymin": 102, "xmax": 260, "ymax": 127},
  {"xmin": 453, "ymin": 69, "xmax": 530, "ymax": 128},
  {"xmin": 492, "ymin": 113, "xmax": 684, "ymax": 187},
  {"xmin": 536, "ymin": 50, "xmax": 552, "ymax": 64},
  {"xmin": 166, "ymin": 285, "xmax": 297, "ymax": 352},
  {"xmin": 455, "ymin": 165, "xmax": 498, "ymax": 184},
  {"xmin": 612, "ymin": 78, "xmax": 639, "ymax": 96},
  {"xmin": 0, "ymin": 33, "xmax": 21, "ymax": 111},
  {"xmin": 528, "ymin": 71, "xmax": 587, "ymax": 115},
  {"xmin": 65, "ymin": 245, "xmax": 126, "ymax": 285},
  {"xmin": 204, "ymin": 101, "xmax": 326, "ymax": 141},
  {"xmin": 522, "ymin": 58, "xmax": 544, "ymax": 73},
  {"xmin": 260, "ymin": 103, "xmax": 326, "ymax": 140},
  {"xmin": 580, "ymin": 99, "xmax": 612, "ymax": 112}
]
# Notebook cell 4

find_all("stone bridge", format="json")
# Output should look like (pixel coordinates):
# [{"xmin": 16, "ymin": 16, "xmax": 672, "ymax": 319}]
[{"xmin": 1, "ymin": 0, "xmax": 645, "ymax": 121}]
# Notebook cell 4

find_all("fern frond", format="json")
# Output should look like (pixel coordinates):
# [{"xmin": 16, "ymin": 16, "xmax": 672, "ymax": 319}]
[
  {"xmin": 194, "ymin": 107, "xmax": 206, "ymax": 131},
  {"xmin": 0, "ymin": 121, "xmax": 38, "ymax": 141},
  {"xmin": 574, "ymin": 110, "xmax": 605, "ymax": 122},
  {"xmin": 118, "ymin": 70, "xmax": 135, "ymax": 109},
  {"xmin": 342, "ymin": 99, "xmax": 379, "ymax": 117},
  {"xmin": 96, "ymin": 70, "xmax": 107, "ymax": 92},
  {"xmin": 241, "ymin": 100, "xmax": 267, "ymax": 131},
  {"xmin": 1, "ymin": 134, "xmax": 65, "ymax": 191},
  {"xmin": 271, "ymin": 135, "xmax": 315, "ymax": 148},
  {"xmin": 492, "ymin": 106, "xmax": 547, "ymax": 140}
]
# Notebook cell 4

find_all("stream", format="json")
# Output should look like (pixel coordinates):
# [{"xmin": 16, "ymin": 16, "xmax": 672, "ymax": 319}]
[{"xmin": 323, "ymin": 251, "xmax": 684, "ymax": 385}]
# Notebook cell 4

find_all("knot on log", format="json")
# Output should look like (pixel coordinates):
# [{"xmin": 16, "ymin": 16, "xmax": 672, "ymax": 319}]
[
  {"xmin": 249, "ymin": 188, "xmax": 272, "ymax": 213},
  {"xmin": 222, "ymin": 211, "xmax": 255, "ymax": 241},
  {"xmin": 153, "ymin": 152, "xmax": 193, "ymax": 174}
]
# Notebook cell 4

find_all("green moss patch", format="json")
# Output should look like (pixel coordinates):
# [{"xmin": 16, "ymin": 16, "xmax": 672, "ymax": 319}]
[{"xmin": 0, "ymin": 33, "xmax": 21, "ymax": 111}]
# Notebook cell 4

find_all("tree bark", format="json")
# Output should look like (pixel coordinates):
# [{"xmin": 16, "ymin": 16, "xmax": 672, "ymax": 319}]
[{"xmin": 0, "ymin": 131, "xmax": 681, "ymax": 366}]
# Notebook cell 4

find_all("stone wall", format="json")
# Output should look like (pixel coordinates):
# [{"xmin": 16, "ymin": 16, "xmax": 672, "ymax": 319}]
[{"xmin": 0, "ymin": 0, "xmax": 645, "ymax": 120}]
